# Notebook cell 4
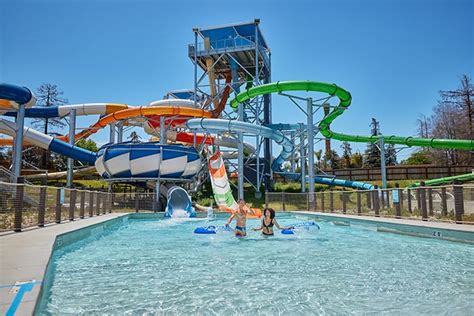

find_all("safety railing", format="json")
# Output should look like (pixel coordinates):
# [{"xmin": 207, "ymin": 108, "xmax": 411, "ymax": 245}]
[{"xmin": 265, "ymin": 184, "xmax": 474, "ymax": 224}]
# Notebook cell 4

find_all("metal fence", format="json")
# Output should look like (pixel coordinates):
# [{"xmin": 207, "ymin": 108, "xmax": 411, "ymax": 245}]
[
  {"xmin": 265, "ymin": 184, "xmax": 474, "ymax": 224},
  {"xmin": 0, "ymin": 180, "xmax": 160, "ymax": 232}
]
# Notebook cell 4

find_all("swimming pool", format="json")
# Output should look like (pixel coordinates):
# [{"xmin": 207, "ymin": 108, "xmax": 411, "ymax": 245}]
[{"xmin": 37, "ymin": 213, "xmax": 473, "ymax": 315}]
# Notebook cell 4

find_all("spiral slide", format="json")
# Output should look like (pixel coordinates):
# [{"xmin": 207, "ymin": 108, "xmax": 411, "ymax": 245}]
[{"xmin": 187, "ymin": 118, "xmax": 375, "ymax": 190}]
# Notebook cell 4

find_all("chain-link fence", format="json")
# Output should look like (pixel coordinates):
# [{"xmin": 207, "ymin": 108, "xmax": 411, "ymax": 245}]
[{"xmin": 265, "ymin": 184, "xmax": 474, "ymax": 224}]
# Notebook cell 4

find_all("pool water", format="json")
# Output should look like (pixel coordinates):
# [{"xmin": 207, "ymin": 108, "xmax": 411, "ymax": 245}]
[{"xmin": 37, "ymin": 214, "xmax": 474, "ymax": 315}]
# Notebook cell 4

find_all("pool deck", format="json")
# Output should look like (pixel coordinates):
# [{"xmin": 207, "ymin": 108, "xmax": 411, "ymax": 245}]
[
  {"xmin": 294, "ymin": 211, "xmax": 474, "ymax": 232},
  {"xmin": 1, "ymin": 212, "xmax": 473, "ymax": 315},
  {"xmin": 0, "ymin": 213, "xmax": 127, "ymax": 316}
]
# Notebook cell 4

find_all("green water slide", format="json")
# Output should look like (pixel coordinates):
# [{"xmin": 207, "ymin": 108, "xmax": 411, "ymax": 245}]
[
  {"xmin": 410, "ymin": 173, "xmax": 474, "ymax": 187},
  {"xmin": 230, "ymin": 80, "xmax": 474, "ymax": 151}
]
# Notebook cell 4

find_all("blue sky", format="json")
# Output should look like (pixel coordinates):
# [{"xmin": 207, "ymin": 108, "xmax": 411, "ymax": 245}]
[{"xmin": 1, "ymin": 0, "xmax": 473, "ymax": 160}]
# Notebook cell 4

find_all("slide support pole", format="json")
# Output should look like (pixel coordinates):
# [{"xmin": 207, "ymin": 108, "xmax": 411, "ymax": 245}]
[
  {"xmin": 300, "ymin": 123, "xmax": 306, "ymax": 193},
  {"xmin": 12, "ymin": 104, "xmax": 26, "ymax": 181},
  {"xmin": 160, "ymin": 116, "xmax": 166, "ymax": 144},
  {"xmin": 380, "ymin": 136, "xmax": 387, "ymax": 189},
  {"xmin": 66, "ymin": 109, "xmax": 77, "ymax": 188},
  {"xmin": 238, "ymin": 104, "xmax": 244, "ymax": 200},
  {"xmin": 307, "ymin": 98, "xmax": 315, "ymax": 209},
  {"xmin": 116, "ymin": 121, "xmax": 123, "ymax": 143},
  {"xmin": 109, "ymin": 123, "xmax": 115, "ymax": 144}
]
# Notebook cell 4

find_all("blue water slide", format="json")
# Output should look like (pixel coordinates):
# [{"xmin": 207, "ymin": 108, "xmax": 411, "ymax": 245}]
[
  {"xmin": 186, "ymin": 118, "xmax": 374, "ymax": 190},
  {"xmin": 0, "ymin": 83, "xmax": 35, "ymax": 105}
]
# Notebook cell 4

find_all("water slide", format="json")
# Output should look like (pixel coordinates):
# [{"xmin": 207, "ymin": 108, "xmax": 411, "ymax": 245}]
[
  {"xmin": 0, "ymin": 118, "xmax": 97, "ymax": 164},
  {"xmin": 164, "ymin": 186, "xmax": 196, "ymax": 217},
  {"xmin": 230, "ymin": 81, "xmax": 474, "ymax": 151},
  {"xmin": 410, "ymin": 172, "xmax": 474, "ymax": 187},
  {"xmin": 0, "ymin": 83, "xmax": 36, "ymax": 109},
  {"xmin": 208, "ymin": 150, "xmax": 239, "ymax": 210},
  {"xmin": 186, "ymin": 118, "xmax": 375, "ymax": 190}
]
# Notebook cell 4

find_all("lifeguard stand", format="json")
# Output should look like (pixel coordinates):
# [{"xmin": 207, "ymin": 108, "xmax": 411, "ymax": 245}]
[{"xmin": 188, "ymin": 19, "xmax": 272, "ymax": 198}]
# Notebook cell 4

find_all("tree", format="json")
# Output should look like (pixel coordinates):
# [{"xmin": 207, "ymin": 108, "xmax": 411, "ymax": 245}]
[
  {"xmin": 437, "ymin": 74, "xmax": 473, "ymax": 165},
  {"xmin": 385, "ymin": 144, "xmax": 397, "ymax": 166},
  {"xmin": 351, "ymin": 151, "xmax": 363, "ymax": 168},
  {"xmin": 75, "ymin": 139, "xmax": 98, "ymax": 152},
  {"xmin": 401, "ymin": 151, "xmax": 432, "ymax": 165},
  {"xmin": 340, "ymin": 142, "xmax": 352, "ymax": 168},
  {"xmin": 314, "ymin": 149, "xmax": 323, "ymax": 170},
  {"xmin": 128, "ymin": 131, "xmax": 142, "ymax": 143},
  {"xmin": 324, "ymin": 150, "xmax": 341, "ymax": 170},
  {"xmin": 363, "ymin": 118, "xmax": 381, "ymax": 167},
  {"xmin": 32, "ymin": 83, "xmax": 68, "ymax": 169}
]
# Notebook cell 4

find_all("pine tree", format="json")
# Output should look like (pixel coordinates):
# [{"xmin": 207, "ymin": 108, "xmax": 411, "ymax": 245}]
[
  {"xmin": 385, "ymin": 144, "xmax": 397, "ymax": 165},
  {"xmin": 341, "ymin": 142, "xmax": 352, "ymax": 168},
  {"xmin": 32, "ymin": 83, "xmax": 68, "ymax": 169},
  {"xmin": 363, "ymin": 118, "xmax": 381, "ymax": 167}
]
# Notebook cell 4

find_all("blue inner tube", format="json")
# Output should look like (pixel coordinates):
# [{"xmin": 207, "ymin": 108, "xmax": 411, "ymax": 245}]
[
  {"xmin": 194, "ymin": 225, "xmax": 232, "ymax": 234},
  {"xmin": 281, "ymin": 221, "xmax": 320, "ymax": 235}
]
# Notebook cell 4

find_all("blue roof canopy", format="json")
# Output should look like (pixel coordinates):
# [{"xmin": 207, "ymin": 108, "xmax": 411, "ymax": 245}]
[{"xmin": 198, "ymin": 21, "xmax": 269, "ymax": 50}]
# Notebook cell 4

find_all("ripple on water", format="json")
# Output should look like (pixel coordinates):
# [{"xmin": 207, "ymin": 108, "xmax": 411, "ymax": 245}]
[{"xmin": 39, "ymin": 216, "xmax": 474, "ymax": 315}]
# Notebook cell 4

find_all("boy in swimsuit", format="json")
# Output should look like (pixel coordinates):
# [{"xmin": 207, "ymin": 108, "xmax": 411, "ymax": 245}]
[
  {"xmin": 252, "ymin": 208, "xmax": 290, "ymax": 236},
  {"xmin": 225, "ymin": 199, "xmax": 254, "ymax": 237}
]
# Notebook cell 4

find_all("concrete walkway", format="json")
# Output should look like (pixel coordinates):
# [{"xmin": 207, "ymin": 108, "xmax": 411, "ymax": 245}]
[
  {"xmin": 0, "ymin": 213, "xmax": 126, "ymax": 316},
  {"xmin": 295, "ymin": 211, "xmax": 474, "ymax": 232}
]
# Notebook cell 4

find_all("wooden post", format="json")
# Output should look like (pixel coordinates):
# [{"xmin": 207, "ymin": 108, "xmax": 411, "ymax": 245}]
[
  {"xmin": 356, "ymin": 191, "xmax": 361, "ymax": 215},
  {"xmin": 440, "ymin": 187, "xmax": 448, "ymax": 217},
  {"xmin": 109, "ymin": 193, "xmax": 113, "ymax": 213},
  {"xmin": 102, "ymin": 193, "xmax": 107, "ymax": 215},
  {"xmin": 69, "ymin": 189, "xmax": 76, "ymax": 221},
  {"xmin": 282, "ymin": 192, "xmax": 286, "ymax": 211},
  {"xmin": 96, "ymin": 192, "xmax": 101, "ymax": 216},
  {"xmin": 420, "ymin": 182, "xmax": 428, "ymax": 221},
  {"xmin": 381, "ymin": 189, "xmax": 386, "ymax": 209},
  {"xmin": 135, "ymin": 192, "xmax": 139, "ymax": 213},
  {"xmin": 373, "ymin": 185, "xmax": 380, "ymax": 216},
  {"xmin": 13, "ymin": 177, "xmax": 25, "ymax": 232},
  {"xmin": 265, "ymin": 191, "xmax": 269, "ymax": 209},
  {"xmin": 38, "ymin": 185, "xmax": 46, "ymax": 227},
  {"xmin": 407, "ymin": 188, "xmax": 412, "ymax": 213},
  {"xmin": 427, "ymin": 188, "xmax": 433, "ymax": 216},
  {"xmin": 342, "ymin": 192, "xmax": 347, "ymax": 214},
  {"xmin": 55, "ymin": 188, "xmax": 62, "ymax": 224},
  {"xmin": 89, "ymin": 191, "xmax": 94, "ymax": 217},
  {"xmin": 329, "ymin": 189, "xmax": 334, "ymax": 213},
  {"xmin": 453, "ymin": 181, "xmax": 464, "ymax": 223},
  {"xmin": 80, "ymin": 191, "xmax": 85, "ymax": 219},
  {"xmin": 416, "ymin": 189, "xmax": 422, "ymax": 210}
]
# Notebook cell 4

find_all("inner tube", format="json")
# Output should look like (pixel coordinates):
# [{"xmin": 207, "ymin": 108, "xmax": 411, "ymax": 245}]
[
  {"xmin": 281, "ymin": 221, "xmax": 320, "ymax": 235},
  {"xmin": 194, "ymin": 225, "xmax": 232, "ymax": 235}
]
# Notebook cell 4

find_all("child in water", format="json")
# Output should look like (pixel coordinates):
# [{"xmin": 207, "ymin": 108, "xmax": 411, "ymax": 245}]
[{"xmin": 225, "ymin": 199, "xmax": 255, "ymax": 237}]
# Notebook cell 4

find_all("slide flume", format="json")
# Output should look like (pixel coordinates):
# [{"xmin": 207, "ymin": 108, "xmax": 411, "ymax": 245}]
[
  {"xmin": 230, "ymin": 81, "xmax": 474, "ymax": 151},
  {"xmin": 187, "ymin": 118, "xmax": 374, "ymax": 190}
]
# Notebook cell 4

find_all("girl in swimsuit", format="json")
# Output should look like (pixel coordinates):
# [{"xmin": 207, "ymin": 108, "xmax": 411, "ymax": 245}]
[{"xmin": 252, "ymin": 208, "xmax": 289, "ymax": 236}]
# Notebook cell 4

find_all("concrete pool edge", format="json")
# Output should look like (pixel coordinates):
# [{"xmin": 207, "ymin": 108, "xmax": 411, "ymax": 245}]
[
  {"xmin": 0, "ymin": 213, "xmax": 132, "ymax": 316},
  {"xmin": 294, "ymin": 211, "xmax": 474, "ymax": 244}
]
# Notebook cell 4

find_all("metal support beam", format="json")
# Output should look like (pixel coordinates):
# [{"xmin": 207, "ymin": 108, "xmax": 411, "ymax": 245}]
[
  {"xmin": 116, "ymin": 121, "xmax": 123, "ymax": 143},
  {"xmin": 109, "ymin": 122, "xmax": 115, "ymax": 144},
  {"xmin": 12, "ymin": 104, "xmax": 26, "ymax": 181},
  {"xmin": 300, "ymin": 123, "xmax": 306, "ymax": 193},
  {"xmin": 238, "ymin": 104, "xmax": 244, "ymax": 200},
  {"xmin": 380, "ymin": 136, "xmax": 387, "ymax": 189},
  {"xmin": 290, "ymin": 131, "xmax": 296, "ymax": 173},
  {"xmin": 307, "ymin": 98, "xmax": 315, "ymax": 209},
  {"xmin": 160, "ymin": 116, "xmax": 166, "ymax": 144},
  {"xmin": 66, "ymin": 109, "xmax": 76, "ymax": 188},
  {"xmin": 155, "ymin": 179, "xmax": 161, "ymax": 212}
]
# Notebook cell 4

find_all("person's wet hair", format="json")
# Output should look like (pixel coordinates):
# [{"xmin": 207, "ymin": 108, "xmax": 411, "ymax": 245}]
[{"xmin": 264, "ymin": 208, "xmax": 275, "ymax": 219}]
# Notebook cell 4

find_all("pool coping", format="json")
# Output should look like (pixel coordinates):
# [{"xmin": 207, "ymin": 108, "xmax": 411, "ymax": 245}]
[
  {"xmin": 294, "ymin": 211, "xmax": 474, "ymax": 243},
  {"xmin": 0, "ymin": 213, "xmax": 130, "ymax": 316}
]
